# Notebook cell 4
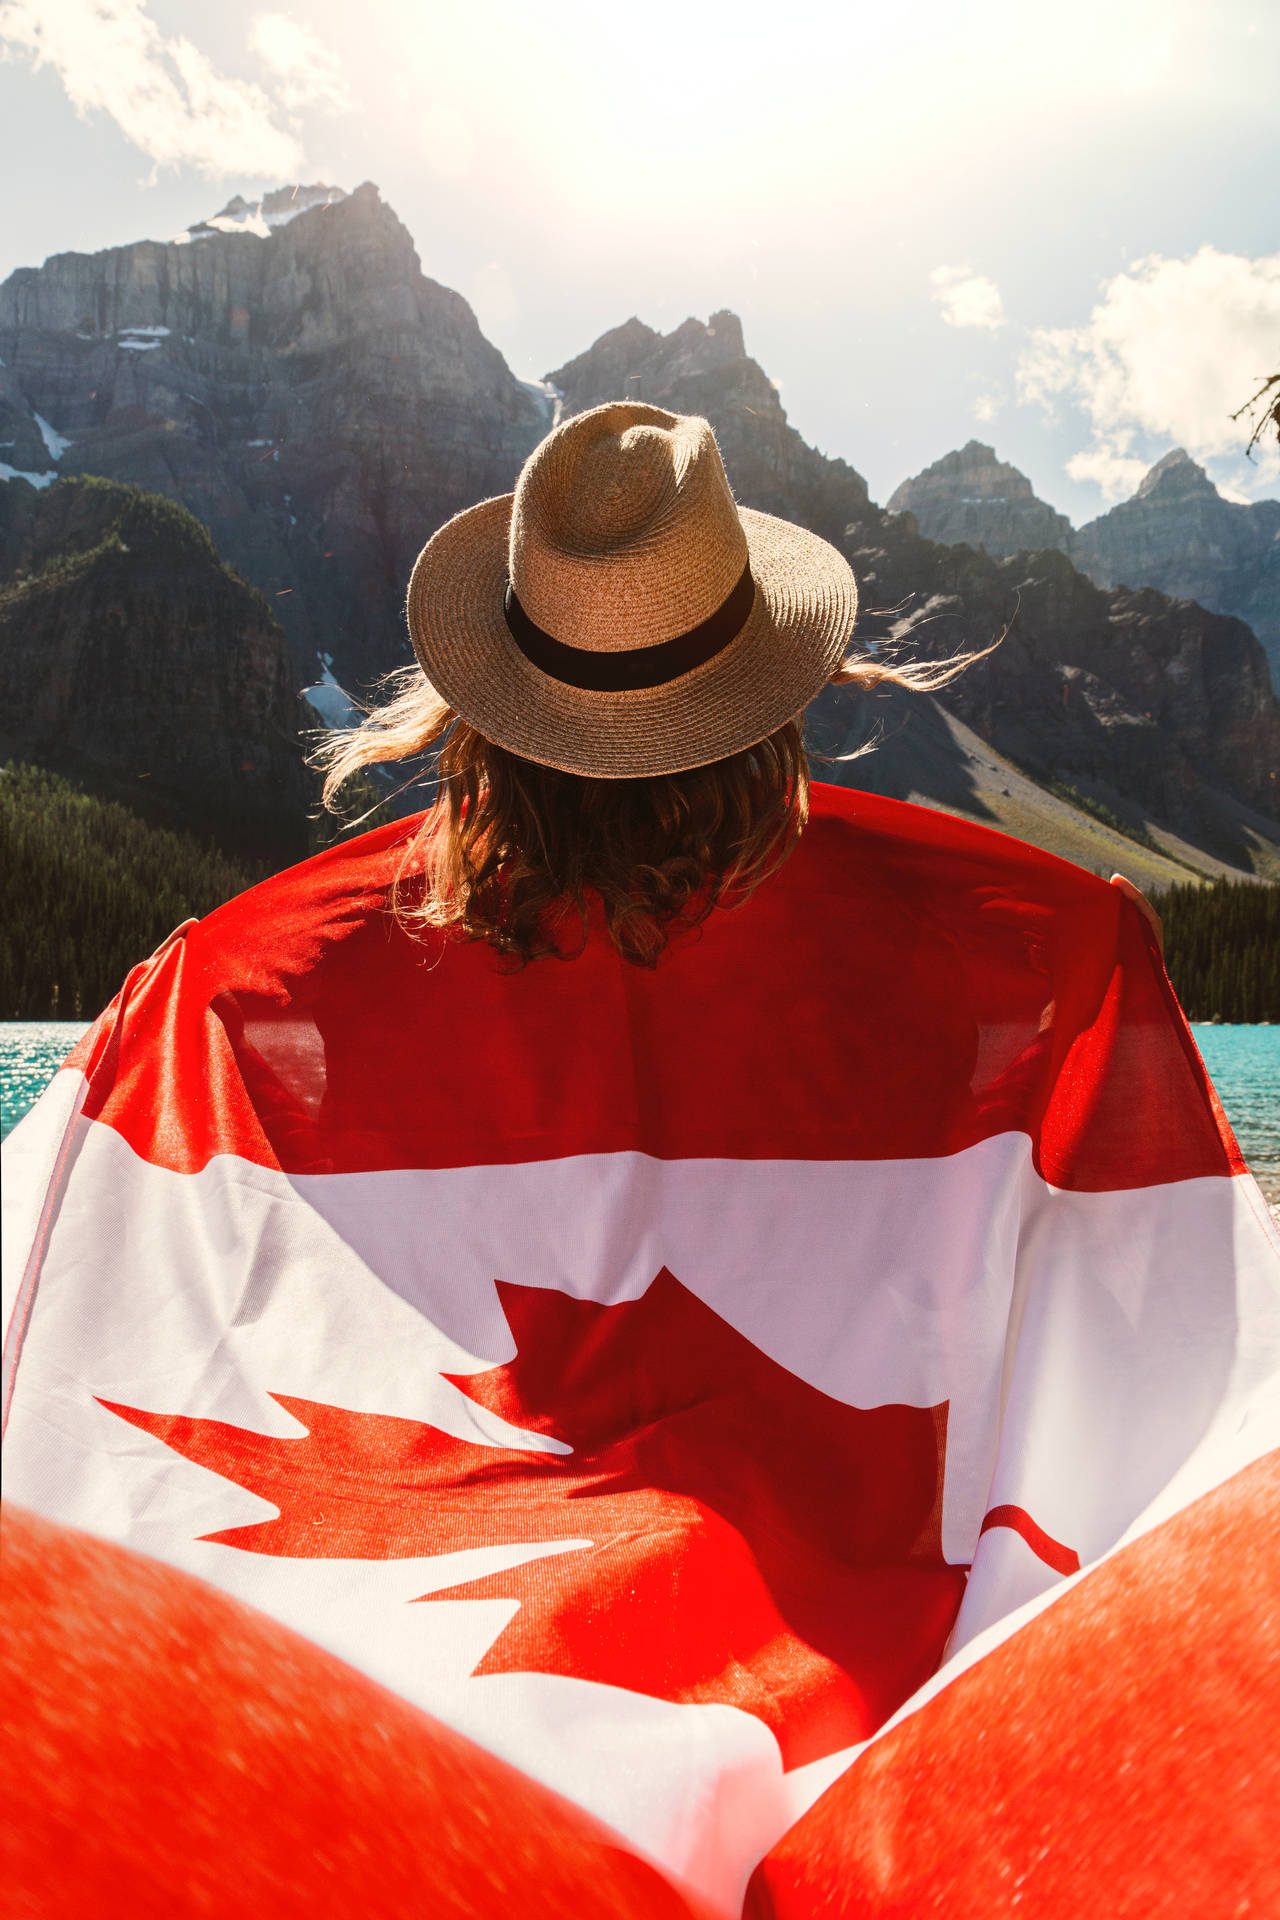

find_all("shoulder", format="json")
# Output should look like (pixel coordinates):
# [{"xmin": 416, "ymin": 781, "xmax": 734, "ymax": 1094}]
[
  {"xmin": 181, "ymin": 814, "xmax": 434, "ymax": 1001},
  {"xmin": 801, "ymin": 781, "xmax": 1109, "ymax": 912}
]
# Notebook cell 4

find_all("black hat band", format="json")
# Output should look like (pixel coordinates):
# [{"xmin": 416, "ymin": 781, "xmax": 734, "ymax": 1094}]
[{"xmin": 503, "ymin": 562, "xmax": 756, "ymax": 693}]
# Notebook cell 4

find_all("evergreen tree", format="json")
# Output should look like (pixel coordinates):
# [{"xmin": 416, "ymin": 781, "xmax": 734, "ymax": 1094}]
[
  {"xmin": 0, "ymin": 765, "xmax": 271, "ymax": 1020},
  {"xmin": 1162, "ymin": 879, "xmax": 1280, "ymax": 1023}
]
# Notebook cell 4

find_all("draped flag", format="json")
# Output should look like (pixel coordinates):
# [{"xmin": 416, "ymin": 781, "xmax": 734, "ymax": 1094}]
[{"xmin": 4, "ymin": 783, "xmax": 1279, "ymax": 1917}]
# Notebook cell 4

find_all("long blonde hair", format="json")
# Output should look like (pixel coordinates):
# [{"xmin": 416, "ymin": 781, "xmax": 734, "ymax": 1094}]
[{"xmin": 314, "ymin": 643, "xmax": 980, "ymax": 967}]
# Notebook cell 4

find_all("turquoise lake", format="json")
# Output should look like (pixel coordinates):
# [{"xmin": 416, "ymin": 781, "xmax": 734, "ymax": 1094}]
[
  {"xmin": 2, "ymin": 1021, "xmax": 1276, "ymax": 1211},
  {"xmin": 2, "ymin": 1022, "xmax": 93, "ymax": 1140}
]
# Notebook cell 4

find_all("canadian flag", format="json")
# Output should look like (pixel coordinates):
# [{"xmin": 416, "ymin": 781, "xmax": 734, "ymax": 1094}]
[{"xmin": 4, "ymin": 784, "xmax": 1278, "ymax": 1918}]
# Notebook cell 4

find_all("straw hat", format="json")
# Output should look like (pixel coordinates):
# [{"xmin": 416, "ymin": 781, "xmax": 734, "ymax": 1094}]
[{"xmin": 405, "ymin": 401, "xmax": 858, "ymax": 779}]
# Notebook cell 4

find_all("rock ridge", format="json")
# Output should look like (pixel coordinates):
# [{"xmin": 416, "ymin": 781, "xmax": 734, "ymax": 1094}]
[{"xmin": 890, "ymin": 440, "xmax": 1280, "ymax": 686}]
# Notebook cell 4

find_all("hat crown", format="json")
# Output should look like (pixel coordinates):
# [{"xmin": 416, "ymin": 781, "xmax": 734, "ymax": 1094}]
[{"xmin": 510, "ymin": 403, "xmax": 749, "ymax": 653}]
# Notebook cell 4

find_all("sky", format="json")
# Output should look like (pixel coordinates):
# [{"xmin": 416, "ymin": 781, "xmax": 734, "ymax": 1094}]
[{"xmin": 2, "ymin": 0, "xmax": 1278, "ymax": 522}]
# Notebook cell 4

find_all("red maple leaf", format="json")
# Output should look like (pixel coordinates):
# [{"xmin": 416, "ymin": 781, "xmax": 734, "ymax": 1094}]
[{"xmin": 101, "ymin": 1269, "xmax": 966, "ymax": 1768}]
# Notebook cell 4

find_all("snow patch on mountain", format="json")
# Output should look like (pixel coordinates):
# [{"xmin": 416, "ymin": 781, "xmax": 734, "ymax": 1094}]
[
  {"xmin": 33, "ymin": 414, "xmax": 73, "ymax": 461},
  {"xmin": 0, "ymin": 465, "xmax": 58, "ymax": 489},
  {"xmin": 175, "ymin": 185, "xmax": 347, "ymax": 246},
  {"xmin": 303, "ymin": 655, "xmax": 359, "ymax": 730}
]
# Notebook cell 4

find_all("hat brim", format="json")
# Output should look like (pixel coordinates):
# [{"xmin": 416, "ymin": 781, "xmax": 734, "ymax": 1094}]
[{"xmin": 405, "ymin": 496, "xmax": 858, "ymax": 778}]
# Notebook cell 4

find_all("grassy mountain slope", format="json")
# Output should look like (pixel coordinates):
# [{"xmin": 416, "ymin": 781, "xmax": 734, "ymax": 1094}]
[{"xmin": 809, "ymin": 685, "xmax": 1279, "ymax": 888}]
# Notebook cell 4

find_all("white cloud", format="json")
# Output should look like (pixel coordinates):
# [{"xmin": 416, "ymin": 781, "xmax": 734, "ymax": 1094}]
[
  {"xmin": 1065, "ymin": 445, "xmax": 1148, "ymax": 500},
  {"xmin": 249, "ymin": 13, "xmax": 347, "ymax": 114},
  {"xmin": 0, "ymin": 0, "xmax": 342, "ymax": 178},
  {"xmin": 973, "ymin": 391, "xmax": 1003, "ymax": 424},
  {"xmin": 930, "ymin": 265, "xmax": 1005, "ymax": 331},
  {"xmin": 1018, "ymin": 247, "xmax": 1280, "ymax": 499}
]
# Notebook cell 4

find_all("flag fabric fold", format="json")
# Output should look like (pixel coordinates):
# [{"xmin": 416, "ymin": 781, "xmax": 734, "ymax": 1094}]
[{"xmin": 4, "ymin": 783, "xmax": 1278, "ymax": 1916}]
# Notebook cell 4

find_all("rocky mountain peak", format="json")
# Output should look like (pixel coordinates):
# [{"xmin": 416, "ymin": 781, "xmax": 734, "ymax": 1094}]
[
  {"xmin": 703, "ymin": 309, "xmax": 746, "ymax": 360},
  {"xmin": 891, "ymin": 441, "xmax": 1038, "ymax": 507},
  {"xmin": 1073, "ymin": 451, "xmax": 1280, "ymax": 685},
  {"xmin": 886, "ymin": 442, "xmax": 1072, "ymax": 558},
  {"xmin": 179, "ymin": 183, "xmax": 348, "ymax": 243},
  {"xmin": 546, "ymin": 310, "xmax": 869, "ymax": 545},
  {"xmin": 550, "ymin": 309, "xmax": 760, "ymax": 413},
  {"xmin": 1134, "ymin": 447, "xmax": 1218, "ymax": 501},
  {"xmin": 548, "ymin": 318, "xmax": 660, "ymax": 409},
  {"xmin": 0, "ymin": 181, "xmax": 546, "ymax": 682}
]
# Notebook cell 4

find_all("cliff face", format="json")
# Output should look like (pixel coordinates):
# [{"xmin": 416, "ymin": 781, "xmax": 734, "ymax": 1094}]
[
  {"xmin": 1073, "ymin": 450, "xmax": 1280, "ymax": 685},
  {"xmin": 843, "ymin": 534, "xmax": 1280, "ymax": 840},
  {"xmin": 0, "ymin": 476, "xmax": 309, "ymax": 862},
  {"xmin": 886, "ymin": 441, "xmax": 1074, "ymax": 559},
  {"xmin": 555, "ymin": 314, "xmax": 1280, "ymax": 862},
  {"xmin": 0, "ymin": 184, "xmax": 549, "ymax": 685}
]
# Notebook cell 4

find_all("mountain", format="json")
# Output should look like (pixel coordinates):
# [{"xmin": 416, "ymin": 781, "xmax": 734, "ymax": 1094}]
[
  {"xmin": 0, "ymin": 183, "xmax": 549, "ymax": 688},
  {"xmin": 886, "ymin": 441, "xmax": 1073, "ymax": 558},
  {"xmin": 1073, "ymin": 450, "xmax": 1280, "ymax": 685},
  {"xmin": 2, "ymin": 186, "xmax": 1278, "ymax": 882},
  {"xmin": 824, "ymin": 543, "xmax": 1280, "ymax": 881},
  {"xmin": 887, "ymin": 440, "xmax": 1280, "ymax": 691},
  {"xmin": 552, "ymin": 314, "xmax": 1280, "ymax": 879},
  {"xmin": 0, "ymin": 475, "xmax": 309, "ymax": 862}
]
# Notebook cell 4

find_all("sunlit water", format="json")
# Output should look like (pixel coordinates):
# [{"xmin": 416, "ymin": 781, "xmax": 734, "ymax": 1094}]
[
  {"xmin": 1, "ymin": 1023, "xmax": 91, "ymax": 1140},
  {"xmin": 1189, "ymin": 1024, "xmax": 1280, "ymax": 1203},
  {"xmin": 2, "ymin": 1021, "xmax": 1278, "ymax": 1211}
]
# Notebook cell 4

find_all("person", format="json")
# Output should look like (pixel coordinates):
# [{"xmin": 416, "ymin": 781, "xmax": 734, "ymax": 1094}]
[
  {"xmin": 315, "ymin": 399, "xmax": 985, "ymax": 968},
  {"xmin": 3, "ymin": 403, "xmax": 1276, "ymax": 1919},
  {"xmin": 319, "ymin": 395, "xmax": 1163, "ymax": 967}
]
